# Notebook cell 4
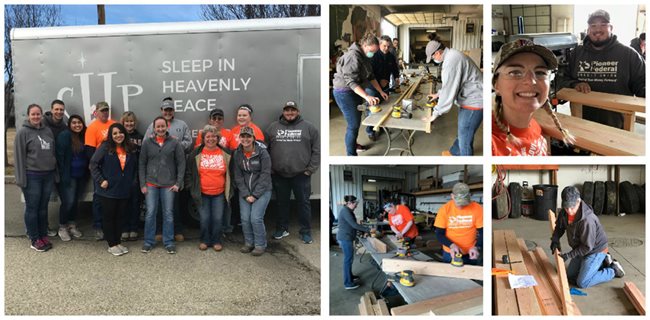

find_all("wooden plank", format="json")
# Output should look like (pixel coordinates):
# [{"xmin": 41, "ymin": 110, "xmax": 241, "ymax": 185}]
[
  {"xmin": 359, "ymin": 293, "xmax": 374, "ymax": 315},
  {"xmin": 556, "ymin": 88, "xmax": 645, "ymax": 114},
  {"xmin": 382, "ymin": 258, "xmax": 483, "ymax": 280},
  {"xmin": 533, "ymin": 108, "xmax": 645, "ymax": 156},
  {"xmin": 548, "ymin": 210, "xmax": 556, "ymax": 236},
  {"xmin": 517, "ymin": 238, "xmax": 562, "ymax": 315},
  {"xmin": 390, "ymin": 287, "xmax": 482, "ymax": 315},
  {"xmin": 366, "ymin": 237, "xmax": 387, "ymax": 253},
  {"xmin": 503, "ymin": 231, "xmax": 542, "ymax": 315},
  {"xmin": 435, "ymin": 295, "xmax": 483, "ymax": 315},
  {"xmin": 527, "ymin": 245, "xmax": 563, "ymax": 315},
  {"xmin": 624, "ymin": 282, "xmax": 646, "ymax": 315},
  {"xmin": 555, "ymin": 252, "xmax": 573, "ymax": 315},
  {"xmin": 493, "ymin": 230, "xmax": 519, "ymax": 315},
  {"xmin": 364, "ymin": 291, "xmax": 377, "ymax": 304},
  {"xmin": 533, "ymin": 248, "xmax": 562, "ymax": 300},
  {"xmin": 376, "ymin": 299, "xmax": 390, "ymax": 316}
]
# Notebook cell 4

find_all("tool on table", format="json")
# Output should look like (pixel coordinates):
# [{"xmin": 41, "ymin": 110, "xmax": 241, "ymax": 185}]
[
  {"xmin": 392, "ymin": 270, "xmax": 415, "ymax": 287},
  {"xmin": 395, "ymin": 236, "xmax": 414, "ymax": 257},
  {"xmin": 451, "ymin": 252, "xmax": 464, "ymax": 267},
  {"xmin": 368, "ymin": 105, "xmax": 382, "ymax": 114},
  {"xmin": 491, "ymin": 268, "xmax": 514, "ymax": 276}
]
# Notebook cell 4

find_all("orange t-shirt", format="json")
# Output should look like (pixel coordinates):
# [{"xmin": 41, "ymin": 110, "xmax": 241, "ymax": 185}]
[
  {"xmin": 434, "ymin": 201, "xmax": 483, "ymax": 254},
  {"xmin": 388, "ymin": 205, "xmax": 419, "ymax": 239},
  {"xmin": 491, "ymin": 115, "xmax": 547, "ymax": 156},
  {"xmin": 198, "ymin": 148, "xmax": 227, "ymax": 195},
  {"xmin": 116, "ymin": 146, "xmax": 126, "ymax": 171},
  {"xmin": 231, "ymin": 122, "xmax": 265, "ymax": 147},
  {"xmin": 84, "ymin": 119, "xmax": 116, "ymax": 148},
  {"xmin": 155, "ymin": 136, "xmax": 165, "ymax": 147},
  {"xmin": 195, "ymin": 128, "xmax": 236, "ymax": 150},
  {"xmin": 568, "ymin": 213, "xmax": 576, "ymax": 224}
]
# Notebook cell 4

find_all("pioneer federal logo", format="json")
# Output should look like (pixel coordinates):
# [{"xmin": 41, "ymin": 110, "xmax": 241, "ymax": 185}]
[
  {"xmin": 577, "ymin": 60, "xmax": 619, "ymax": 83},
  {"xmin": 275, "ymin": 129, "xmax": 302, "ymax": 142}
]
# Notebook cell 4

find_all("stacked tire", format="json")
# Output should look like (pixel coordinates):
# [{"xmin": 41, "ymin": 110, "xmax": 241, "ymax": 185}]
[
  {"xmin": 509, "ymin": 182, "xmax": 522, "ymax": 219},
  {"xmin": 619, "ymin": 181, "xmax": 640, "ymax": 214},
  {"xmin": 592, "ymin": 181, "xmax": 605, "ymax": 215}
]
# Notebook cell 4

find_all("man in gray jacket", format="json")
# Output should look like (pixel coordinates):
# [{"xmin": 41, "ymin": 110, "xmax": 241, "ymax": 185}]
[
  {"xmin": 267, "ymin": 101, "xmax": 320, "ymax": 244},
  {"xmin": 424, "ymin": 39, "xmax": 483, "ymax": 156},
  {"xmin": 551, "ymin": 186, "xmax": 625, "ymax": 288}
]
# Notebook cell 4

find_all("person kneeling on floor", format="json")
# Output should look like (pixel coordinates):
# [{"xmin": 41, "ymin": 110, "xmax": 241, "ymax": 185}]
[{"xmin": 551, "ymin": 186, "xmax": 625, "ymax": 288}]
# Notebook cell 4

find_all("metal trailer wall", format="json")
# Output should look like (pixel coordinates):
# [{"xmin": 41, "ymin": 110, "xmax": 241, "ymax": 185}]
[
  {"xmin": 330, "ymin": 165, "xmax": 406, "ymax": 220},
  {"xmin": 11, "ymin": 17, "xmax": 321, "ymax": 198},
  {"xmin": 399, "ymin": 18, "xmax": 483, "ymax": 63}
]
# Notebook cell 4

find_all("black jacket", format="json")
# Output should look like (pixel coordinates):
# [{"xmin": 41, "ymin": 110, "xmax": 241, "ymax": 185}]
[{"xmin": 90, "ymin": 142, "xmax": 138, "ymax": 199}]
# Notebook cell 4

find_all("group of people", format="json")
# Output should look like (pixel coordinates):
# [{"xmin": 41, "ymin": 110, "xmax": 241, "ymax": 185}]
[
  {"xmin": 333, "ymin": 31, "xmax": 483, "ymax": 156},
  {"xmin": 335, "ymin": 182, "xmax": 483, "ymax": 289},
  {"xmin": 15, "ymin": 98, "xmax": 320, "ymax": 257},
  {"xmin": 492, "ymin": 9, "xmax": 645, "ymax": 156}
]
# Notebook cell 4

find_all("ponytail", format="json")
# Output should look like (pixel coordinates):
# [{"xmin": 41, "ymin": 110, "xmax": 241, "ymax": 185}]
[
  {"xmin": 542, "ymin": 101, "xmax": 575, "ymax": 145},
  {"xmin": 493, "ymin": 96, "xmax": 522, "ymax": 147}
]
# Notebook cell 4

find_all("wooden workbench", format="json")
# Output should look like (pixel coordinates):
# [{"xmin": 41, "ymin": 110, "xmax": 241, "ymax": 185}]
[
  {"xmin": 533, "ymin": 108, "xmax": 645, "ymax": 156},
  {"xmin": 558, "ymin": 88, "xmax": 645, "ymax": 132},
  {"xmin": 359, "ymin": 237, "xmax": 481, "ymax": 306}
]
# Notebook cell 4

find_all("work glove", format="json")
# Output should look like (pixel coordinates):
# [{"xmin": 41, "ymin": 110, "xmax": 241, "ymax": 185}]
[
  {"xmin": 559, "ymin": 252, "xmax": 570, "ymax": 261},
  {"xmin": 550, "ymin": 239, "xmax": 561, "ymax": 254},
  {"xmin": 468, "ymin": 247, "xmax": 480, "ymax": 260},
  {"xmin": 449, "ymin": 243, "xmax": 461, "ymax": 257}
]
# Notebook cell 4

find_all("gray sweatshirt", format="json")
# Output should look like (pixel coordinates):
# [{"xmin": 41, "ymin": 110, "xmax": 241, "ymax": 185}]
[
  {"xmin": 139, "ymin": 133, "xmax": 186, "ymax": 189},
  {"xmin": 265, "ymin": 115, "xmax": 320, "ymax": 177},
  {"xmin": 552, "ymin": 200, "xmax": 608, "ymax": 260},
  {"xmin": 336, "ymin": 206, "xmax": 369, "ymax": 241},
  {"xmin": 14, "ymin": 120, "xmax": 57, "ymax": 188},
  {"xmin": 232, "ymin": 141, "xmax": 272, "ymax": 199},
  {"xmin": 144, "ymin": 118, "xmax": 193, "ymax": 153},
  {"xmin": 432, "ymin": 48, "xmax": 483, "ymax": 118},
  {"xmin": 332, "ymin": 42, "xmax": 376, "ymax": 90}
]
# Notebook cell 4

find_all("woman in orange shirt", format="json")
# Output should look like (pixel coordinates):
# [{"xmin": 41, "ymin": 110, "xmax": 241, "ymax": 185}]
[
  {"xmin": 89, "ymin": 123, "xmax": 138, "ymax": 256},
  {"xmin": 230, "ymin": 104, "xmax": 265, "ymax": 146},
  {"xmin": 383, "ymin": 202, "xmax": 418, "ymax": 240},
  {"xmin": 186, "ymin": 125, "xmax": 231, "ymax": 252},
  {"xmin": 492, "ymin": 39, "xmax": 574, "ymax": 156}
]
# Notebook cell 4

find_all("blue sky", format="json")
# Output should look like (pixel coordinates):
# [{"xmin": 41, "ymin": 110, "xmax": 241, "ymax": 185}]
[{"xmin": 61, "ymin": 5, "xmax": 203, "ymax": 25}]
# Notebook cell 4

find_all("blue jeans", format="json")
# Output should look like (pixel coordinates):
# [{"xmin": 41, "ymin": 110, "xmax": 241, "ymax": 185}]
[
  {"xmin": 333, "ymin": 89, "xmax": 364, "ymax": 156},
  {"xmin": 449, "ymin": 107, "xmax": 483, "ymax": 156},
  {"xmin": 239, "ymin": 191, "xmax": 271, "ymax": 249},
  {"xmin": 566, "ymin": 252, "xmax": 615, "ymax": 288},
  {"xmin": 339, "ymin": 240, "xmax": 355, "ymax": 287},
  {"xmin": 144, "ymin": 186, "xmax": 175, "ymax": 247},
  {"xmin": 199, "ymin": 193, "xmax": 225, "ymax": 245},
  {"xmin": 122, "ymin": 184, "xmax": 141, "ymax": 233},
  {"xmin": 92, "ymin": 190, "xmax": 103, "ymax": 230},
  {"xmin": 364, "ymin": 86, "xmax": 387, "ymax": 135},
  {"xmin": 222, "ymin": 201, "xmax": 233, "ymax": 233},
  {"xmin": 442, "ymin": 250, "xmax": 483, "ymax": 266},
  {"xmin": 22, "ymin": 172, "xmax": 54, "ymax": 241},
  {"xmin": 273, "ymin": 174, "xmax": 312, "ymax": 235},
  {"xmin": 58, "ymin": 177, "xmax": 85, "ymax": 226}
]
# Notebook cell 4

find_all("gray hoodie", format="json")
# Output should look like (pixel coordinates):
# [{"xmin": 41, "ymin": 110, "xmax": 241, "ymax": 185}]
[
  {"xmin": 336, "ymin": 206, "xmax": 369, "ymax": 241},
  {"xmin": 265, "ymin": 115, "xmax": 320, "ymax": 177},
  {"xmin": 42, "ymin": 112, "xmax": 68, "ymax": 139},
  {"xmin": 14, "ymin": 120, "xmax": 57, "ymax": 188},
  {"xmin": 139, "ymin": 133, "xmax": 186, "ymax": 189},
  {"xmin": 333, "ymin": 42, "xmax": 376, "ymax": 90},
  {"xmin": 552, "ymin": 200, "xmax": 608, "ymax": 260},
  {"xmin": 232, "ymin": 141, "xmax": 272, "ymax": 199},
  {"xmin": 432, "ymin": 48, "xmax": 483, "ymax": 118}
]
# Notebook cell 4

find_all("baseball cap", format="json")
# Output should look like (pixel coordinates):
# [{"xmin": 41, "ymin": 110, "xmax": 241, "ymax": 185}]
[
  {"xmin": 492, "ymin": 39, "xmax": 558, "ymax": 75},
  {"xmin": 161, "ymin": 100, "xmax": 174, "ymax": 110},
  {"xmin": 96, "ymin": 101, "xmax": 109, "ymax": 111},
  {"xmin": 452, "ymin": 183, "xmax": 471, "ymax": 206},
  {"xmin": 239, "ymin": 126, "xmax": 255, "ymax": 137},
  {"xmin": 284, "ymin": 100, "xmax": 299, "ymax": 111},
  {"xmin": 561, "ymin": 186, "xmax": 581, "ymax": 209},
  {"xmin": 209, "ymin": 108, "xmax": 224, "ymax": 118},
  {"xmin": 425, "ymin": 40, "xmax": 442, "ymax": 63},
  {"xmin": 588, "ymin": 9, "xmax": 610, "ymax": 24}
]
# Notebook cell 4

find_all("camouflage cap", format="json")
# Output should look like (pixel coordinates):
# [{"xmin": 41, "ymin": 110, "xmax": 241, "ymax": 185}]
[
  {"xmin": 492, "ymin": 39, "xmax": 558, "ymax": 74},
  {"xmin": 96, "ymin": 101, "xmax": 109, "ymax": 111},
  {"xmin": 452, "ymin": 182, "xmax": 471, "ymax": 206},
  {"xmin": 239, "ymin": 126, "xmax": 255, "ymax": 137}
]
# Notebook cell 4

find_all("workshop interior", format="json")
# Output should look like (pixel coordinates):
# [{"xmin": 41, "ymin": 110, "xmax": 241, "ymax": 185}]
[{"xmin": 329, "ymin": 164, "xmax": 484, "ymax": 315}]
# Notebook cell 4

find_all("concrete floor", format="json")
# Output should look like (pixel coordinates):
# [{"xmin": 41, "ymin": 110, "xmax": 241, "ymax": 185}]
[
  {"xmin": 5, "ymin": 183, "xmax": 321, "ymax": 315},
  {"xmin": 494, "ymin": 214, "xmax": 645, "ymax": 315},
  {"xmin": 329, "ymin": 104, "xmax": 483, "ymax": 156}
]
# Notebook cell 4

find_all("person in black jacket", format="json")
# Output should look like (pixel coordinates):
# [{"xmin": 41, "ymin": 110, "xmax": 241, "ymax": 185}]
[
  {"xmin": 120, "ymin": 111, "xmax": 144, "ymax": 241},
  {"xmin": 365, "ymin": 35, "xmax": 400, "ymax": 140},
  {"xmin": 550, "ymin": 186, "xmax": 625, "ymax": 288},
  {"xmin": 336, "ymin": 195, "xmax": 371, "ymax": 290},
  {"xmin": 90, "ymin": 123, "xmax": 138, "ymax": 256}
]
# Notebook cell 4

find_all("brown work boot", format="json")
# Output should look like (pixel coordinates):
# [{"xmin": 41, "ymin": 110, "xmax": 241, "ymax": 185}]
[
  {"xmin": 251, "ymin": 247, "xmax": 265, "ymax": 256},
  {"xmin": 198, "ymin": 243, "xmax": 208, "ymax": 251},
  {"xmin": 213, "ymin": 243, "xmax": 223, "ymax": 252},
  {"xmin": 175, "ymin": 234, "xmax": 185, "ymax": 242},
  {"xmin": 240, "ymin": 245, "xmax": 254, "ymax": 253}
]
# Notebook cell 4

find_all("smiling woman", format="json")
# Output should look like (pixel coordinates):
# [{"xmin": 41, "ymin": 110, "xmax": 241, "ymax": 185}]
[{"xmin": 491, "ymin": 39, "xmax": 574, "ymax": 156}]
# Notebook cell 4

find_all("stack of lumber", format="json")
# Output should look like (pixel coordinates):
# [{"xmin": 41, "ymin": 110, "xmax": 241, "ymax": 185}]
[
  {"xmin": 624, "ymin": 282, "xmax": 646, "ymax": 315},
  {"xmin": 390, "ymin": 287, "xmax": 483, "ymax": 315},
  {"xmin": 358, "ymin": 292, "xmax": 390, "ymax": 316},
  {"xmin": 493, "ymin": 228, "xmax": 581, "ymax": 315}
]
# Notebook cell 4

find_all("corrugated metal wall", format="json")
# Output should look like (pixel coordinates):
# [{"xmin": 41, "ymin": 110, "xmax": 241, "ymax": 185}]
[
  {"xmin": 330, "ymin": 165, "xmax": 406, "ymax": 219},
  {"xmin": 400, "ymin": 18, "xmax": 483, "ymax": 63}
]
